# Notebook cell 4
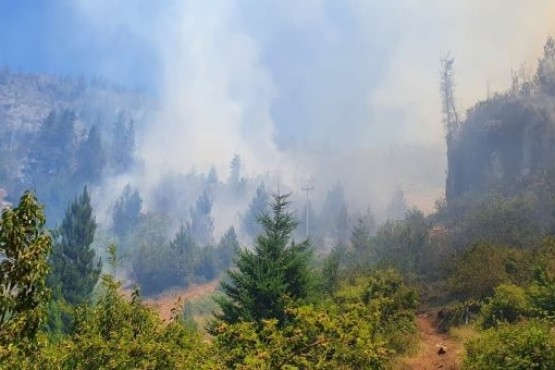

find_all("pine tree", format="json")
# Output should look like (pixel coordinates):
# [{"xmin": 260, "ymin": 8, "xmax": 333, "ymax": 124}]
[
  {"xmin": 229, "ymin": 154, "xmax": 242, "ymax": 186},
  {"xmin": 440, "ymin": 55, "xmax": 460, "ymax": 143},
  {"xmin": 320, "ymin": 183, "xmax": 349, "ymax": 241},
  {"xmin": 351, "ymin": 218, "xmax": 371, "ymax": 253},
  {"xmin": 347, "ymin": 217, "xmax": 374, "ymax": 269},
  {"xmin": 189, "ymin": 190, "xmax": 214, "ymax": 246},
  {"xmin": 241, "ymin": 183, "xmax": 269, "ymax": 239},
  {"xmin": 321, "ymin": 248, "xmax": 341, "ymax": 296},
  {"xmin": 169, "ymin": 223, "xmax": 199, "ymax": 285},
  {"xmin": 334, "ymin": 204, "xmax": 350, "ymax": 246},
  {"xmin": 75, "ymin": 125, "xmax": 105, "ymax": 184},
  {"xmin": 206, "ymin": 166, "xmax": 219, "ymax": 186},
  {"xmin": 24, "ymin": 110, "xmax": 79, "ymax": 223},
  {"xmin": 216, "ymin": 226, "xmax": 239, "ymax": 270},
  {"xmin": 112, "ymin": 185, "xmax": 142, "ymax": 240},
  {"xmin": 110, "ymin": 112, "xmax": 135, "ymax": 174},
  {"xmin": 49, "ymin": 187, "xmax": 101, "ymax": 305},
  {"xmin": 387, "ymin": 186, "xmax": 407, "ymax": 220},
  {"xmin": 536, "ymin": 36, "xmax": 555, "ymax": 95},
  {"xmin": 228, "ymin": 154, "xmax": 246, "ymax": 195},
  {"xmin": 25, "ymin": 110, "xmax": 77, "ymax": 182},
  {"xmin": 214, "ymin": 193, "xmax": 313, "ymax": 329}
]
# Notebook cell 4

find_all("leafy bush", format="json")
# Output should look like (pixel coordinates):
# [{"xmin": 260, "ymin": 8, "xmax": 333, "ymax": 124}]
[
  {"xmin": 436, "ymin": 300, "xmax": 481, "ymax": 333},
  {"xmin": 464, "ymin": 320, "xmax": 555, "ymax": 370},
  {"xmin": 213, "ymin": 304, "xmax": 392, "ymax": 369},
  {"xmin": 480, "ymin": 284, "xmax": 531, "ymax": 328},
  {"xmin": 212, "ymin": 268, "xmax": 418, "ymax": 369},
  {"xmin": 55, "ymin": 277, "xmax": 215, "ymax": 369},
  {"xmin": 448, "ymin": 244, "xmax": 530, "ymax": 300},
  {"xmin": 527, "ymin": 274, "xmax": 555, "ymax": 319},
  {"xmin": 338, "ymin": 269, "xmax": 419, "ymax": 354}
]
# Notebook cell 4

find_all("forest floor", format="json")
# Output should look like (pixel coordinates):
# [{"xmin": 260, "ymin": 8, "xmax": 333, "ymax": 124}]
[
  {"xmin": 394, "ymin": 313, "xmax": 464, "ymax": 370},
  {"xmin": 143, "ymin": 280, "xmax": 219, "ymax": 323}
]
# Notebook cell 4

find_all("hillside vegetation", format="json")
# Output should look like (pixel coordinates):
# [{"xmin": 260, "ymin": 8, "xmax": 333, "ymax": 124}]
[{"xmin": 2, "ymin": 38, "xmax": 555, "ymax": 368}]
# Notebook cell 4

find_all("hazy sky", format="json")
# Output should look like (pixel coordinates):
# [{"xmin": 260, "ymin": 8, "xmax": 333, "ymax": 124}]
[
  {"xmin": 1, "ymin": 1, "xmax": 553, "ymax": 144},
  {"xmin": 2, "ymin": 1, "xmax": 554, "ymax": 211}
]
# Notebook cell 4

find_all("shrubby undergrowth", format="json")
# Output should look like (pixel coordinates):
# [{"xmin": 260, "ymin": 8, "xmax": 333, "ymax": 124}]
[{"xmin": 0, "ymin": 191, "xmax": 418, "ymax": 369}]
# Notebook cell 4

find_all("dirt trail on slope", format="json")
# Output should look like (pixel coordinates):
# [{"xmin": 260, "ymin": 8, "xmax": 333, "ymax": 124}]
[
  {"xmin": 396, "ymin": 313, "xmax": 464, "ymax": 370},
  {"xmin": 143, "ymin": 280, "xmax": 219, "ymax": 323}
]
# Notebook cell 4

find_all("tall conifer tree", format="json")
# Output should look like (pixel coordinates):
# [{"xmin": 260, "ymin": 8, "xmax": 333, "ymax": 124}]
[
  {"xmin": 49, "ymin": 187, "xmax": 101, "ymax": 305},
  {"xmin": 214, "ymin": 193, "xmax": 313, "ymax": 329}
]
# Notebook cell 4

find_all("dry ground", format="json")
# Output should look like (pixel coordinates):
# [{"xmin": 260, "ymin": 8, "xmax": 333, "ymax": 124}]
[
  {"xmin": 395, "ymin": 313, "xmax": 464, "ymax": 370},
  {"xmin": 143, "ymin": 281, "xmax": 219, "ymax": 323}
]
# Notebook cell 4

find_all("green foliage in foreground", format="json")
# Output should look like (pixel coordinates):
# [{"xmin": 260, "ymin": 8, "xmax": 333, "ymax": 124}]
[
  {"xmin": 0, "ymin": 191, "xmax": 418, "ymax": 369},
  {"xmin": 1, "ymin": 245, "xmax": 216, "ymax": 369},
  {"xmin": 463, "ymin": 239, "xmax": 555, "ymax": 369},
  {"xmin": 459, "ymin": 238, "xmax": 555, "ymax": 330},
  {"xmin": 0, "ymin": 267, "xmax": 417, "ymax": 369},
  {"xmin": 464, "ymin": 320, "xmax": 555, "ymax": 370},
  {"xmin": 480, "ymin": 284, "xmax": 531, "ymax": 329},
  {"xmin": 213, "ymin": 269, "xmax": 418, "ymax": 369},
  {"xmin": 0, "ymin": 191, "xmax": 52, "ymax": 348}
]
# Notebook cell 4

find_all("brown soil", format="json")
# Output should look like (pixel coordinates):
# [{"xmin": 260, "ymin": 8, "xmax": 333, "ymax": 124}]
[
  {"xmin": 143, "ymin": 280, "xmax": 219, "ymax": 323},
  {"xmin": 396, "ymin": 313, "xmax": 464, "ymax": 370}
]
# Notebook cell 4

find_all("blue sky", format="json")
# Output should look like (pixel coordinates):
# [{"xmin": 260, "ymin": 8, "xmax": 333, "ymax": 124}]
[{"xmin": 0, "ymin": 0, "xmax": 159, "ymax": 91}]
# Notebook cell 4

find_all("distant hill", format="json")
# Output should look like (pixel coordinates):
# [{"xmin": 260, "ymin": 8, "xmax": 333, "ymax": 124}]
[
  {"xmin": 0, "ymin": 67, "xmax": 152, "ymax": 134},
  {"xmin": 0, "ymin": 68, "xmax": 154, "ymax": 221}
]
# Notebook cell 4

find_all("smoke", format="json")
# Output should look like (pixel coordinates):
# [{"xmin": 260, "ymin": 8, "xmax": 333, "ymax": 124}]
[
  {"xmin": 142, "ymin": 1, "xmax": 281, "ymax": 180},
  {"xmin": 365, "ymin": 0, "xmax": 555, "ymax": 146},
  {"xmin": 70, "ymin": 0, "xmax": 555, "ymax": 221}
]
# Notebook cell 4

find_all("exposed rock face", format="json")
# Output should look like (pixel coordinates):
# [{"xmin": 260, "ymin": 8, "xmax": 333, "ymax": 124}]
[
  {"xmin": 446, "ymin": 38, "xmax": 555, "ymax": 202},
  {"xmin": 0, "ymin": 70, "xmax": 152, "ymax": 137},
  {"xmin": 446, "ymin": 95, "xmax": 555, "ymax": 200},
  {"xmin": 0, "ymin": 70, "xmax": 152, "ymax": 199}
]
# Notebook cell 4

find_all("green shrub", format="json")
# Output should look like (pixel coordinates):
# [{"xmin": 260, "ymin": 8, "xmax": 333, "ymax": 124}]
[
  {"xmin": 527, "ymin": 266, "xmax": 555, "ymax": 319},
  {"xmin": 448, "ymin": 244, "xmax": 529, "ymax": 301},
  {"xmin": 480, "ymin": 284, "xmax": 531, "ymax": 328},
  {"xmin": 465, "ymin": 320, "xmax": 555, "ymax": 370},
  {"xmin": 339, "ymin": 269, "xmax": 419, "ymax": 354},
  {"xmin": 213, "ymin": 268, "xmax": 418, "ymax": 368},
  {"xmin": 436, "ymin": 300, "xmax": 481, "ymax": 333}
]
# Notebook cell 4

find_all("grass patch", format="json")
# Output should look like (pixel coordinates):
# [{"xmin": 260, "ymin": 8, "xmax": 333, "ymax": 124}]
[
  {"xmin": 182, "ymin": 291, "xmax": 223, "ymax": 331},
  {"xmin": 449, "ymin": 324, "xmax": 479, "ymax": 344}
]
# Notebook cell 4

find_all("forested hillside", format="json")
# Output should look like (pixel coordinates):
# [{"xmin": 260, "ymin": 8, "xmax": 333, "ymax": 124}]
[
  {"xmin": 0, "ymin": 67, "xmax": 413, "ymax": 299},
  {"xmin": 0, "ymin": 69, "xmax": 150, "ymax": 222},
  {"xmin": 2, "ymin": 10, "xmax": 555, "ymax": 368}
]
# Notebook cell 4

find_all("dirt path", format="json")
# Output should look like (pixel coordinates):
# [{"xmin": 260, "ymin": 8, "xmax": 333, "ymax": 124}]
[
  {"xmin": 397, "ymin": 313, "xmax": 463, "ymax": 370},
  {"xmin": 143, "ymin": 280, "xmax": 219, "ymax": 323}
]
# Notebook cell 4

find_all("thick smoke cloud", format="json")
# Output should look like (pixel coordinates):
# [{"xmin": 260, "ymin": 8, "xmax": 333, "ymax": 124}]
[
  {"xmin": 144, "ymin": 1, "xmax": 280, "ymax": 180},
  {"xmin": 72, "ymin": 0, "xmax": 555, "ymax": 217}
]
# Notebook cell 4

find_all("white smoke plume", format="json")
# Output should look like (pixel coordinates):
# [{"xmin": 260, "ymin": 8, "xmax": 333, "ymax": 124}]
[{"xmin": 72, "ymin": 0, "xmax": 555, "ymax": 223}]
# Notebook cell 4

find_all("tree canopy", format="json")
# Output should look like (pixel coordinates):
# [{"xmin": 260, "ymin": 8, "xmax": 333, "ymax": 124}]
[
  {"xmin": 48, "ymin": 187, "xmax": 101, "ymax": 306},
  {"xmin": 215, "ymin": 193, "xmax": 313, "ymax": 329},
  {"xmin": 0, "ymin": 191, "xmax": 52, "ymax": 347}
]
